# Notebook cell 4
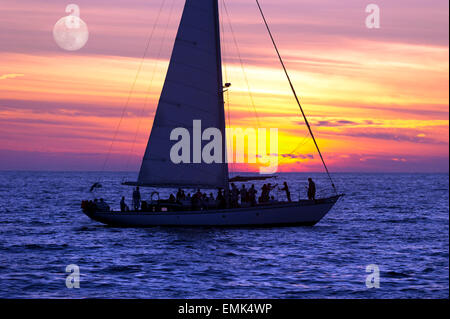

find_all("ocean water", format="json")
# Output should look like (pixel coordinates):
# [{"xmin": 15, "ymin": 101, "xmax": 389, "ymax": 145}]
[{"xmin": 0, "ymin": 171, "xmax": 448, "ymax": 299}]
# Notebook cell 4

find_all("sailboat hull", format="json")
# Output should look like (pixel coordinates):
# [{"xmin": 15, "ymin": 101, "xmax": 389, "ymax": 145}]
[{"xmin": 82, "ymin": 195, "xmax": 342, "ymax": 227}]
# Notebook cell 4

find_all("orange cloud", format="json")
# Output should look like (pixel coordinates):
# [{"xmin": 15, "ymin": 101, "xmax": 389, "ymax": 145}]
[{"xmin": 0, "ymin": 73, "xmax": 24, "ymax": 80}]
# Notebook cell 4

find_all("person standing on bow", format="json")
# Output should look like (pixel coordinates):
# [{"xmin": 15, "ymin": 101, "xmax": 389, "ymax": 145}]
[{"xmin": 307, "ymin": 178, "xmax": 316, "ymax": 201}]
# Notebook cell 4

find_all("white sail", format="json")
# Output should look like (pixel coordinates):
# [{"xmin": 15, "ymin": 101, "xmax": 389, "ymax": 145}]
[{"xmin": 137, "ymin": 0, "xmax": 228, "ymax": 189}]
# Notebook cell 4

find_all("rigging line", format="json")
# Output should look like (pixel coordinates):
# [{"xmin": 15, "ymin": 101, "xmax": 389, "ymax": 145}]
[
  {"xmin": 101, "ymin": 0, "xmax": 167, "ymax": 173},
  {"xmin": 222, "ymin": 0, "xmax": 260, "ymax": 128},
  {"xmin": 255, "ymin": 0, "xmax": 337, "ymax": 194},
  {"xmin": 123, "ymin": 0, "xmax": 177, "ymax": 173}
]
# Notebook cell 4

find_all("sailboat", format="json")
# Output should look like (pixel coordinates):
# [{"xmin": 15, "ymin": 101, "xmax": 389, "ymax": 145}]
[{"xmin": 82, "ymin": 0, "xmax": 343, "ymax": 227}]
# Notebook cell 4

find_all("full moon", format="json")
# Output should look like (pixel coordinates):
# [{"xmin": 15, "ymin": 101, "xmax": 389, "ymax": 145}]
[{"xmin": 53, "ymin": 16, "xmax": 89, "ymax": 51}]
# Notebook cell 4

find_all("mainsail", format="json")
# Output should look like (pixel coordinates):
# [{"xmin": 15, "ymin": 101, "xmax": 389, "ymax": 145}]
[{"xmin": 136, "ymin": 0, "xmax": 228, "ymax": 188}]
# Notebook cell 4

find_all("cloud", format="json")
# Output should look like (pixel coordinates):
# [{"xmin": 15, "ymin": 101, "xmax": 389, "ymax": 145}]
[
  {"xmin": 0, "ymin": 98, "xmax": 155, "ymax": 118},
  {"xmin": 338, "ymin": 154, "xmax": 449, "ymax": 173},
  {"xmin": 281, "ymin": 153, "xmax": 314, "ymax": 160},
  {"xmin": 0, "ymin": 73, "xmax": 24, "ymax": 80},
  {"xmin": 314, "ymin": 119, "xmax": 358, "ymax": 127},
  {"xmin": 255, "ymin": 153, "xmax": 314, "ymax": 160},
  {"xmin": 303, "ymin": 118, "xmax": 381, "ymax": 128},
  {"xmin": 335, "ymin": 128, "xmax": 447, "ymax": 145}
]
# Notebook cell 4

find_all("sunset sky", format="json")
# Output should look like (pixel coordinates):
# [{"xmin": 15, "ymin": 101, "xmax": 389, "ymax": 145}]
[{"xmin": 0, "ymin": 0, "xmax": 448, "ymax": 172}]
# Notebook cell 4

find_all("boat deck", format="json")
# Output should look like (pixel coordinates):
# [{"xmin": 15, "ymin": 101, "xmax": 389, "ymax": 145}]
[{"xmin": 84, "ymin": 195, "xmax": 343, "ymax": 216}]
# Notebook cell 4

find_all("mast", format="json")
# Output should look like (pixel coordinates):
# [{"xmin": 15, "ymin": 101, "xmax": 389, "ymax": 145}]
[{"xmin": 213, "ymin": 0, "xmax": 230, "ymax": 199}]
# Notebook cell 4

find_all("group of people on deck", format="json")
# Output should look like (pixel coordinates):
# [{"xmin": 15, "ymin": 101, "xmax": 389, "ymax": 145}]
[
  {"xmin": 229, "ymin": 183, "xmax": 258, "ymax": 207},
  {"xmin": 118, "ymin": 186, "xmax": 142, "ymax": 212},
  {"xmin": 177, "ymin": 188, "xmax": 226, "ymax": 210},
  {"xmin": 81, "ymin": 198, "xmax": 110, "ymax": 213},
  {"xmin": 114, "ymin": 178, "xmax": 317, "ymax": 212}
]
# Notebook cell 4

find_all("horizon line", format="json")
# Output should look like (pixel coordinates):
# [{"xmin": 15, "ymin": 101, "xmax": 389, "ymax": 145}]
[{"xmin": 0, "ymin": 169, "xmax": 448, "ymax": 174}]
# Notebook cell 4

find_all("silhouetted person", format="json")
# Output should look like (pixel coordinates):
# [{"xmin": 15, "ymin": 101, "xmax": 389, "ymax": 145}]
[
  {"xmin": 266, "ymin": 183, "xmax": 277, "ymax": 202},
  {"xmin": 248, "ymin": 184, "xmax": 257, "ymax": 206},
  {"xmin": 308, "ymin": 178, "xmax": 316, "ymax": 200},
  {"xmin": 201, "ymin": 193, "xmax": 208, "ymax": 210},
  {"xmin": 97, "ymin": 198, "xmax": 110, "ymax": 212},
  {"xmin": 81, "ymin": 200, "xmax": 96, "ymax": 213},
  {"xmin": 280, "ymin": 182, "xmax": 291, "ymax": 202},
  {"xmin": 133, "ymin": 187, "xmax": 141, "ymax": 211},
  {"xmin": 260, "ymin": 184, "xmax": 268, "ymax": 203},
  {"xmin": 240, "ymin": 185, "xmax": 247, "ymax": 204},
  {"xmin": 194, "ymin": 189, "xmax": 203, "ymax": 202},
  {"xmin": 216, "ymin": 188, "xmax": 226, "ymax": 209},
  {"xmin": 120, "ymin": 196, "xmax": 129, "ymax": 212},
  {"xmin": 192, "ymin": 189, "xmax": 203, "ymax": 210},
  {"xmin": 176, "ymin": 188, "xmax": 183, "ymax": 202},
  {"xmin": 231, "ymin": 183, "xmax": 239, "ymax": 207}
]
